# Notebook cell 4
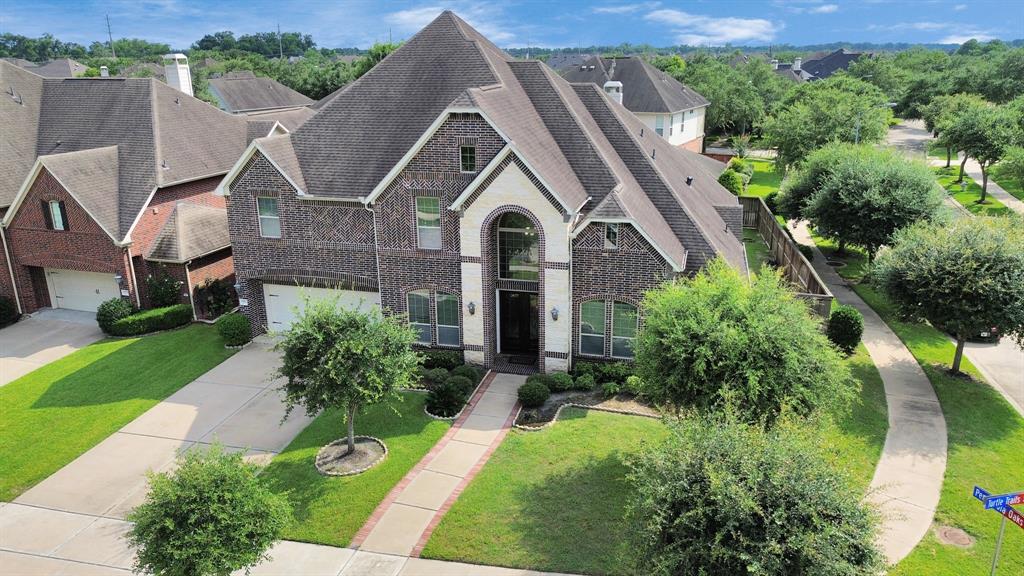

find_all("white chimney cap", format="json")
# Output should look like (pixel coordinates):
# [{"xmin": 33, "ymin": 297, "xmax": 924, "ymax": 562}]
[{"xmin": 163, "ymin": 53, "xmax": 189, "ymax": 62}]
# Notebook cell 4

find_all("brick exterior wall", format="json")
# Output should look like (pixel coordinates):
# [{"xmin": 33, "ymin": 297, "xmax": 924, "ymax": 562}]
[
  {"xmin": 6, "ymin": 169, "xmax": 136, "ymax": 312},
  {"xmin": 571, "ymin": 222, "xmax": 674, "ymax": 361},
  {"xmin": 0, "ymin": 207, "xmax": 17, "ymax": 307}
]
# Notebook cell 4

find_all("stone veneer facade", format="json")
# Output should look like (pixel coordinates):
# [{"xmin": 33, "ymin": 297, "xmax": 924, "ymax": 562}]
[{"xmin": 228, "ymin": 112, "xmax": 681, "ymax": 372}]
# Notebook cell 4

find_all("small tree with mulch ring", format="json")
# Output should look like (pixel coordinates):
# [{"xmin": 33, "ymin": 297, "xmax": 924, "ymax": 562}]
[{"xmin": 276, "ymin": 297, "xmax": 420, "ymax": 469}]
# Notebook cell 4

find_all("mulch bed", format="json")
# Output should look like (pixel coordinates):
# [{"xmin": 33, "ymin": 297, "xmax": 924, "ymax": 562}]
[
  {"xmin": 315, "ymin": 436, "xmax": 387, "ymax": 476},
  {"xmin": 516, "ymin": 389, "xmax": 659, "ymax": 427}
]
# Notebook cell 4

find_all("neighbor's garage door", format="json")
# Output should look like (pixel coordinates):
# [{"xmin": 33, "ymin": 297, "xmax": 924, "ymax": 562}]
[
  {"xmin": 45, "ymin": 269, "xmax": 121, "ymax": 312},
  {"xmin": 262, "ymin": 284, "xmax": 381, "ymax": 331}
]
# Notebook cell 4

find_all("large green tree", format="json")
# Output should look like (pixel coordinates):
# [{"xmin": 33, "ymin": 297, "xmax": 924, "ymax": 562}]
[
  {"xmin": 276, "ymin": 298, "xmax": 420, "ymax": 454},
  {"xmin": 635, "ymin": 259, "xmax": 854, "ymax": 424},
  {"xmin": 921, "ymin": 93, "xmax": 988, "ymax": 167},
  {"xmin": 627, "ymin": 413, "xmax": 883, "ymax": 576},
  {"xmin": 872, "ymin": 217, "xmax": 1024, "ymax": 373},
  {"xmin": 943, "ymin": 102, "xmax": 1018, "ymax": 196}
]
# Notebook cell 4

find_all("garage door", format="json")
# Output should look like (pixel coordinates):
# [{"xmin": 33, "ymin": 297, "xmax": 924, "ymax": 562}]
[
  {"xmin": 263, "ymin": 284, "xmax": 381, "ymax": 331},
  {"xmin": 45, "ymin": 269, "xmax": 122, "ymax": 312}
]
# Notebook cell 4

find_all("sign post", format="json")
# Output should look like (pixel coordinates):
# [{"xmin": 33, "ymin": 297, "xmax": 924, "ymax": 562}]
[{"xmin": 973, "ymin": 486, "xmax": 1024, "ymax": 575}]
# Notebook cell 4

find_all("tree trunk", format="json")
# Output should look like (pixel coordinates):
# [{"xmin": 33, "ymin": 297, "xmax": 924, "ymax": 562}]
[
  {"xmin": 980, "ymin": 164, "xmax": 989, "ymax": 203},
  {"xmin": 346, "ymin": 404, "xmax": 357, "ymax": 455},
  {"xmin": 945, "ymin": 146, "xmax": 952, "ymax": 168},
  {"xmin": 952, "ymin": 337, "xmax": 966, "ymax": 374},
  {"xmin": 957, "ymin": 154, "xmax": 968, "ymax": 182},
  {"xmin": 837, "ymin": 239, "xmax": 846, "ymax": 256}
]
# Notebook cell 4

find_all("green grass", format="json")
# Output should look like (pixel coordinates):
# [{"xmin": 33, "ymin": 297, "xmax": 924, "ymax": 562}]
[
  {"xmin": 934, "ymin": 166, "xmax": 1011, "ymax": 217},
  {"xmin": 743, "ymin": 228, "xmax": 772, "ymax": 274},
  {"xmin": 804, "ymin": 235, "xmax": 1024, "ymax": 573},
  {"xmin": 0, "ymin": 324, "xmax": 236, "ymax": 501},
  {"xmin": 260, "ymin": 392, "xmax": 449, "ymax": 546},
  {"xmin": 990, "ymin": 163, "xmax": 1024, "ymax": 202},
  {"xmin": 808, "ymin": 230, "xmax": 871, "ymax": 281},
  {"xmin": 745, "ymin": 158, "xmax": 782, "ymax": 198},
  {"xmin": 421, "ymin": 409, "xmax": 668, "ymax": 575},
  {"xmin": 927, "ymin": 141, "xmax": 950, "ymax": 160}
]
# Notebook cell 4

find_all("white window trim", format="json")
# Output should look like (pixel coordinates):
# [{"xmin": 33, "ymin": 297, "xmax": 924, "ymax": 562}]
[
  {"xmin": 407, "ymin": 290, "xmax": 432, "ymax": 345},
  {"xmin": 604, "ymin": 223, "xmax": 619, "ymax": 250},
  {"xmin": 257, "ymin": 196, "xmax": 281, "ymax": 238},
  {"xmin": 49, "ymin": 201, "xmax": 65, "ymax": 231},
  {"xmin": 578, "ymin": 300, "xmax": 606, "ymax": 357},
  {"xmin": 415, "ymin": 196, "xmax": 442, "ymax": 250},
  {"xmin": 459, "ymin": 145, "xmax": 476, "ymax": 174},
  {"xmin": 435, "ymin": 292, "xmax": 460, "ymax": 347},
  {"xmin": 611, "ymin": 302, "xmax": 638, "ymax": 360}
]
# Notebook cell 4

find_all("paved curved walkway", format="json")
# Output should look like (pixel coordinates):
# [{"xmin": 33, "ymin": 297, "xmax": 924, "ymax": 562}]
[{"xmin": 791, "ymin": 222, "xmax": 948, "ymax": 566}]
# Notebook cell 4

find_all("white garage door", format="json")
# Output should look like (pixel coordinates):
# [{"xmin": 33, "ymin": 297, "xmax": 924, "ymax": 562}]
[
  {"xmin": 263, "ymin": 284, "xmax": 381, "ymax": 331},
  {"xmin": 45, "ymin": 269, "xmax": 122, "ymax": 312}
]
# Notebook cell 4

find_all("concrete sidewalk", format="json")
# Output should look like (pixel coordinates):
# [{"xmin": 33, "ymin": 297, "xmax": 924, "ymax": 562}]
[{"xmin": 791, "ymin": 222, "xmax": 947, "ymax": 566}]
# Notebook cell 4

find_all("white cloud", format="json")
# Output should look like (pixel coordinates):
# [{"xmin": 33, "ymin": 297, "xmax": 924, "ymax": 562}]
[
  {"xmin": 386, "ymin": 3, "xmax": 515, "ymax": 43},
  {"xmin": 809, "ymin": 4, "xmax": 840, "ymax": 13},
  {"xmin": 592, "ymin": 2, "xmax": 660, "ymax": 14},
  {"xmin": 645, "ymin": 9, "xmax": 777, "ymax": 45},
  {"xmin": 869, "ymin": 21, "xmax": 953, "ymax": 31},
  {"xmin": 953, "ymin": 3, "xmax": 968, "ymax": 10},
  {"xmin": 940, "ymin": 32, "xmax": 995, "ymax": 43}
]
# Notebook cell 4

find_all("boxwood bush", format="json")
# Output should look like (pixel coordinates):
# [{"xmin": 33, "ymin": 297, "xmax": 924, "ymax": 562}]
[
  {"xmin": 547, "ymin": 372, "xmax": 574, "ymax": 392},
  {"xmin": 426, "ymin": 380, "xmax": 468, "ymax": 417},
  {"xmin": 422, "ymin": 350, "xmax": 462, "ymax": 370},
  {"xmin": 96, "ymin": 297, "xmax": 133, "ymax": 334},
  {"xmin": 217, "ymin": 313, "xmax": 251, "ymax": 347},
  {"xmin": 573, "ymin": 373, "xmax": 596, "ymax": 391},
  {"xmin": 450, "ymin": 364, "xmax": 482, "ymax": 383},
  {"xmin": 422, "ymin": 367, "xmax": 450, "ymax": 388},
  {"xmin": 108, "ymin": 304, "xmax": 192, "ymax": 337},
  {"xmin": 517, "ymin": 380, "xmax": 550, "ymax": 408},
  {"xmin": 827, "ymin": 305, "xmax": 864, "ymax": 355},
  {"xmin": 525, "ymin": 373, "xmax": 553, "ymax": 390},
  {"xmin": 445, "ymin": 375, "xmax": 475, "ymax": 398}
]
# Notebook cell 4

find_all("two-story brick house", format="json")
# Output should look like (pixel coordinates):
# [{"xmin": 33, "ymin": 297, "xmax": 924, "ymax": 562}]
[
  {"xmin": 219, "ymin": 11, "xmax": 745, "ymax": 373},
  {"xmin": 0, "ymin": 61, "xmax": 249, "ymax": 317}
]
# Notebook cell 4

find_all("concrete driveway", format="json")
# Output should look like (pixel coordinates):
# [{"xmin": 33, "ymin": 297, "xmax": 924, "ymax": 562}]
[
  {"xmin": 965, "ymin": 338, "xmax": 1024, "ymax": 417},
  {"xmin": 0, "ymin": 308, "xmax": 103, "ymax": 386}
]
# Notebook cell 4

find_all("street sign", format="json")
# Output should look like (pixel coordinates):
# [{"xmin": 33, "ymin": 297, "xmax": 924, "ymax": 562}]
[{"xmin": 985, "ymin": 491, "xmax": 1024, "ymax": 510}]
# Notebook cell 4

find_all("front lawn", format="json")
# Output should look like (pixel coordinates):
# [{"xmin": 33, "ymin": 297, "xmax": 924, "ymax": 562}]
[
  {"xmin": 260, "ymin": 392, "xmax": 449, "ymax": 546},
  {"xmin": 990, "ymin": 162, "xmax": 1024, "ymax": 202},
  {"xmin": 745, "ymin": 158, "xmax": 782, "ymax": 198},
  {"xmin": 0, "ymin": 324, "xmax": 236, "ymax": 501},
  {"xmin": 934, "ymin": 166, "xmax": 1011, "ymax": 217}
]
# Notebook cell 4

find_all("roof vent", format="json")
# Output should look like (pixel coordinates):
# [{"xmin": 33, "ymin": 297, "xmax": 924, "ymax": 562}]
[
  {"xmin": 174, "ymin": 96, "xmax": 180, "ymax": 105},
  {"xmin": 7, "ymin": 86, "xmax": 22, "ymax": 105},
  {"xmin": 640, "ymin": 128, "xmax": 644, "ymax": 137},
  {"xmin": 161, "ymin": 159, "xmax": 170, "ymax": 170},
  {"xmin": 686, "ymin": 176, "xmax": 694, "ymax": 186},
  {"xmin": 651, "ymin": 148, "xmax": 656, "ymax": 160}
]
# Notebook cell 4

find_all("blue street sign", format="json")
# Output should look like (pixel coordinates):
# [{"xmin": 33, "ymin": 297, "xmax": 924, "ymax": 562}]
[{"xmin": 985, "ymin": 492, "xmax": 1024, "ymax": 510}]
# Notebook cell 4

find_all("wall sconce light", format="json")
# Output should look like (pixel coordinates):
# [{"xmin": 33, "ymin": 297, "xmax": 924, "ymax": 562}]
[
  {"xmin": 233, "ymin": 282, "xmax": 242, "ymax": 295},
  {"xmin": 551, "ymin": 307, "xmax": 559, "ymax": 321},
  {"xmin": 467, "ymin": 301, "xmax": 476, "ymax": 315},
  {"xmin": 113, "ymin": 273, "xmax": 123, "ymax": 285}
]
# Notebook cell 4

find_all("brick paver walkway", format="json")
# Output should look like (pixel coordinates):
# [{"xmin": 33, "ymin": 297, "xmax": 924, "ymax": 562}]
[{"xmin": 352, "ymin": 372, "xmax": 524, "ymax": 557}]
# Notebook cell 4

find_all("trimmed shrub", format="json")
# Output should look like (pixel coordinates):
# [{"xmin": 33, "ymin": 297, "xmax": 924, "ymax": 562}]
[
  {"xmin": 548, "ymin": 372, "xmax": 574, "ymax": 392},
  {"xmin": 525, "ymin": 373, "xmax": 553, "ymax": 390},
  {"xmin": 422, "ymin": 367, "xmax": 450, "ymax": 388},
  {"xmin": 146, "ymin": 269, "xmax": 183, "ymax": 308},
  {"xmin": 797, "ymin": 243, "xmax": 815, "ymax": 262},
  {"xmin": 0, "ymin": 296, "xmax": 19, "ymax": 327},
  {"xmin": 573, "ymin": 373, "xmax": 596, "ymax": 391},
  {"xmin": 217, "ymin": 313, "xmax": 251, "ymax": 346},
  {"xmin": 573, "ymin": 360, "xmax": 633, "ymax": 386},
  {"xmin": 717, "ymin": 169, "xmax": 745, "ymax": 195},
  {"xmin": 422, "ymin": 350, "xmax": 462, "ymax": 370},
  {"xmin": 108, "ymin": 304, "xmax": 192, "ymax": 336},
  {"xmin": 601, "ymin": 381, "xmax": 621, "ymax": 397},
  {"xmin": 827, "ymin": 305, "xmax": 864, "ymax": 355},
  {"xmin": 625, "ymin": 374, "xmax": 644, "ymax": 396},
  {"xmin": 96, "ymin": 298, "xmax": 133, "ymax": 334},
  {"xmin": 727, "ymin": 157, "xmax": 754, "ymax": 185},
  {"xmin": 445, "ymin": 375, "xmax": 475, "ymax": 398},
  {"xmin": 572, "ymin": 360, "xmax": 600, "ymax": 380},
  {"xmin": 426, "ymin": 381, "xmax": 468, "ymax": 417},
  {"xmin": 764, "ymin": 191, "xmax": 781, "ymax": 215},
  {"xmin": 518, "ymin": 381, "xmax": 550, "ymax": 408},
  {"xmin": 450, "ymin": 364, "xmax": 482, "ymax": 383}
]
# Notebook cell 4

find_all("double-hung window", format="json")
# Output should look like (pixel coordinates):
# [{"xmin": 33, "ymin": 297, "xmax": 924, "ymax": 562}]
[
  {"xmin": 604, "ymin": 223, "xmax": 619, "ymax": 249},
  {"xmin": 611, "ymin": 302, "xmax": 638, "ymax": 358},
  {"xmin": 407, "ymin": 290, "xmax": 431, "ymax": 344},
  {"xmin": 257, "ymin": 197, "xmax": 280, "ymax": 238},
  {"xmin": 655, "ymin": 115, "xmax": 664, "ymax": 136},
  {"xmin": 436, "ymin": 293, "xmax": 460, "ymax": 346},
  {"xmin": 580, "ymin": 300, "xmax": 605, "ymax": 356},
  {"xmin": 460, "ymin": 145, "xmax": 476, "ymax": 172},
  {"xmin": 416, "ymin": 196, "xmax": 441, "ymax": 249}
]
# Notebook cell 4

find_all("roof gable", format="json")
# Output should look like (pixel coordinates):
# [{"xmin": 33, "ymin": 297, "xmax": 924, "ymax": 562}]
[
  {"xmin": 208, "ymin": 72, "xmax": 314, "ymax": 113},
  {"xmin": 147, "ymin": 202, "xmax": 230, "ymax": 262}
]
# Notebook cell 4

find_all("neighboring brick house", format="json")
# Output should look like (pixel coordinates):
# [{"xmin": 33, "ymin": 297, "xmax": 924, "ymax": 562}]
[
  {"xmin": 219, "ymin": 11, "xmax": 745, "ymax": 373},
  {"xmin": 561, "ymin": 56, "xmax": 710, "ymax": 152},
  {"xmin": 0, "ymin": 61, "xmax": 249, "ymax": 317}
]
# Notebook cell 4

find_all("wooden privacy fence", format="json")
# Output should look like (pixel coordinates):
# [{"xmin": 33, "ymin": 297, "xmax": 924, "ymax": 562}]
[{"xmin": 739, "ymin": 196, "xmax": 833, "ymax": 318}]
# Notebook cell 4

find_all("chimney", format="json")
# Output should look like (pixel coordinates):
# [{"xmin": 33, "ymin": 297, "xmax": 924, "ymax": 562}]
[
  {"xmin": 99, "ymin": 65, "xmax": 109, "ymax": 77},
  {"xmin": 770, "ymin": 59, "xmax": 779, "ymax": 70},
  {"xmin": 163, "ymin": 53, "xmax": 193, "ymax": 97},
  {"xmin": 793, "ymin": 57, "xmax": 802, "ymax": 72},
  {"xmin": 603, "ymin": 80, "xmax": 623, "ymax": 105}
]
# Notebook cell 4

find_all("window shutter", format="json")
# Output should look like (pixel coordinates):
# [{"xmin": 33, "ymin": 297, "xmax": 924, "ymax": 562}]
[
  {"xmin": 58, "ymin": 201, "xmax": 69, "ymax": 231},
  {"xmin": 41, "ymin": 200, "xmax": 53, "ymax": 230}
]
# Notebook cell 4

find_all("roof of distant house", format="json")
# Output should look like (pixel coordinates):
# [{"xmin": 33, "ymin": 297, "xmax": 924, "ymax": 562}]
[
  {"xmin": 147, "ymin": 202, "xmax": 231, "ymax": 262},
  {"xmin": 208, "ymin": 71, "xmax": 314, "ymax": 113},
  {"xmin": 243, "ymin": 11, "xmax": 743, "ymax": 273},
  {"xmin": 5, "ymin": 58, "xmax": 89, "ymax": 78},
  {"xmin": 801, "ymin": 49, "xmax": 868, "ymax": 79},
  {"xmin": 544, "ymin": 52, "xmax": 594, "ymax": 72},
  {"xmin": 0, "ymin": 61, "xmax": 250, "ymax": 240},
  {"xmin": 559, "ymin": 56, "xmax": 709, "ymax": 114}
]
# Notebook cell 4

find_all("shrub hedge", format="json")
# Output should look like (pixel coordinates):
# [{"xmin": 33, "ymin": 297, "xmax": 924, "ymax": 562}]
[
  {"xmin": 445, "ymin": 375, "xmax": 475, "ymax": 398},
  {"xmin": 517, "ymin": 381, "xmax": 550, "ymax": 408},
  {"xmin": 96, "ymin": 298, "xmax": 133, "ymax": 334},
  {"xmin": 107, "ymin": 304, "xmax": 192, "ymax": 337},
  {"xmin": 450, "ymin": 364, "xmax": 482, "ymax": 383},
  {"xmin": 422, "ymin": 349, "xmax": 462, "ymax": 370},
  {"xmin": 548, "ymin": 372, "xmax": 574, "ymax": 392}
]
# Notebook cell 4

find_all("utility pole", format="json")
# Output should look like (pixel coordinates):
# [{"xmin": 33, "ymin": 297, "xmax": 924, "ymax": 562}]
[
  {"xmin": 106, "ymin": 14, "xmax": 116, "ymax": 59},
  {"xmin": 277, "ymin": 22, "xmax": 283, "ymax": 59}
]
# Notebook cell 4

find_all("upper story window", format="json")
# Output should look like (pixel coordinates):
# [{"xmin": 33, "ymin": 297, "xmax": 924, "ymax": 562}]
[
  {"xmin": 436, "ymin": 293, "xmax": 460, "ymax": 347},
  {"xmin": 44, "ymin": 200, "xmax": 67, "ymax": 231},
  {"xmin": 416, "ymin": 196, "xmax": 441, "ymax": 249},
  {"xmin": 669, "ymin": 114, "xmax": 675, "ymax": 136},
  {"xmin": 460, "ymin": 145, "xmax": 476, "ymax": 173},
  {"xmin": 497, "ymin": 212, "xmax": 539, "ymax": 281},
  {"xmin": 579, "ymin": 300, "xmax": 605, "ymax": 356},
  {"xmin": 612, "ymin": 302, "xmax": 638, "ymax": 359},
  {"xmin": 655, "ymin": 115, "xmax": 664, "ymax": 136},
  {"xmin": 604, "ymin": 223, "xmax": 619, "ymax": 249},
  {"xmin": 407, "ymin": 290, "xmax": 431, "ymax": 344},
  {"xmin": 257, "ymin": 197, "xmax": 281, "ymax": 238}
]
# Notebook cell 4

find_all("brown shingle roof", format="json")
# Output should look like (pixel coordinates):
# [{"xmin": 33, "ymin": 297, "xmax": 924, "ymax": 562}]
[
  {"xmin": 561, "ymin": 56, "xmax": 709, "ymax": 114},
  {"xmin": 146, "ymin": 202, "xmax": 230, "ymax": 262},
  {"xmin": 208, "ymin": 71, "xmax": 314, "ymax": 113},
  {"xmin": 39, "ymin": 146, "xmax": 120, "ymax": 238},
  {"xmin": 0, "ymin": 62, "xmax": 44, "ymax": 207}
]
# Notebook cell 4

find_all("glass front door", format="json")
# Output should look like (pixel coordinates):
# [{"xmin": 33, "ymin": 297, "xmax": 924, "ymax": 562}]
[{"xmin": 498, "ymin": 290, "xmax": 538, "ymax": 355}]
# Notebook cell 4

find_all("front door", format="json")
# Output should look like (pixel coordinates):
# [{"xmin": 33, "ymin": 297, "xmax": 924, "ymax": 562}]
[{"xmin": 498, "ymin": 290, "xmax": 538, "ymax": 355}]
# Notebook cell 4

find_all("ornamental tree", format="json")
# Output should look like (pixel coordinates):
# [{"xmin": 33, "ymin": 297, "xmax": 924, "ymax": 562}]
[
  {"xmin": 921, "ymin": 93, "xmax": 988, "ymax": 168},
  {"xmin": 276, "ymin": 297, "xmax": 420, "ymax": 454},
  {"xmin": 127, "ymin": 445, "xmax": 290, "ymax": 576},
  {"xmin": 872, "ymin": 217, "xmax": 1024, "ymax": 373},
  {"xmin": 627, "ymin": 412, "xmax": 883, "ymax": 576},
  {"xmin": 948, "ymin": 104, "xmax": 1019, "ymax": 200},
  {"xmin": 635, "ymin": 259, "xmax": 854, "ymax": 424}
]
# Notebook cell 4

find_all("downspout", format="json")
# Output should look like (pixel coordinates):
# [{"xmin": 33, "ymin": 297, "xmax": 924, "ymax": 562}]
[
  {"xmin": 184, "ymin": 260, "xmax": 197, "ymax": 320},
  {"xmin": 364, "ymin": 202, "xmax": 382, "ymax": 301},
  {"xmin": 125, "ymin": 247, "xmax": 141, "ymax": 308},
  {"xmin": 1, "ymin": 226, "xmax": 23, "ymax": 314},
  {"xmin": 565, "ymin": 197, "xmax": 590, "ymax": 372}
]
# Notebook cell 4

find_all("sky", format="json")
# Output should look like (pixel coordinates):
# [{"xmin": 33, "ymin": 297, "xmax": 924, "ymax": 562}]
[{"xmin": 2, "ymin": 0, "xmax": 1022, "ymax": 50}]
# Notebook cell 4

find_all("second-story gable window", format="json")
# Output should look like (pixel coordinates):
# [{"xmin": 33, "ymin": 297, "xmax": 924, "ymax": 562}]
[
  {"xmin": 460, "ymin": 145, "xmax": 476, "ymax": 173},
  {"xmin": 416, "ymin": 196, "xmax": 441, "ymax": 249},
  {"xmin": 44, "ymin": 200, "xmax": 68, "ymax": 231},
  {"xmin": 257, "ymin": 197, "xmax": 281, "ymax": 238},
  {"xmin": 655, "ymin": 115, "xmax": 664, "ymax": 136},
  {"xmin": 604, "ymin": 223, "xmax": 619, "ymax": 249}
]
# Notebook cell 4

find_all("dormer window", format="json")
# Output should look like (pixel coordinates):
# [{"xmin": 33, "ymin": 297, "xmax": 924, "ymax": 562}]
[
  {"xmin": 604, "ymin": 223, "xmax": 619, "ymax": 249},
  {"xmin": 655, "ymin": 115, "xmax": 664, "ymax": 136},
  {"xmin": 44, "ymin": 200, "xmax": 68, "ymax": 231},
  {"xmin": 460, "ymin": 145, "xmax": 476, "ymax": 173}
]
